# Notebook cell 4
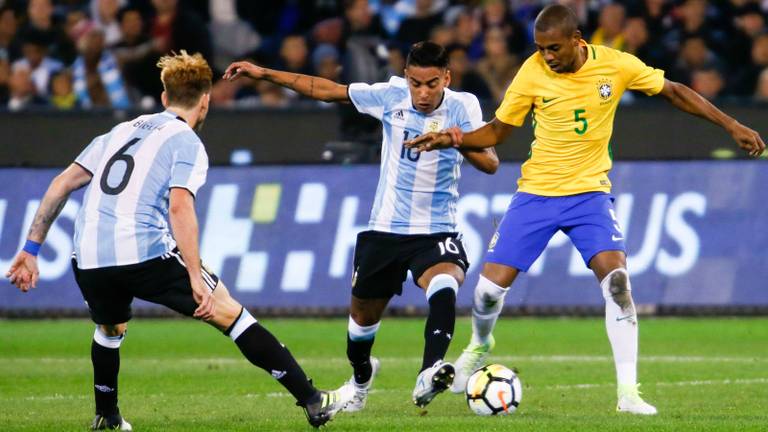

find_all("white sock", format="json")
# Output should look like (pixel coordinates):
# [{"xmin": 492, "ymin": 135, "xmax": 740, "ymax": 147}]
[
  {"xmin": 470, "ymin": 275, "xmax": 508, "ymax": 346},
  {"xmin": 601, "ymin": 268, "xmax": 638, "ymax": 388}
]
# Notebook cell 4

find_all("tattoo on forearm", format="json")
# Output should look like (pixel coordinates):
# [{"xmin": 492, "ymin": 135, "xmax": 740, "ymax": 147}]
[
  {"xmin": 310, "ymin": 77, "xmax": 314, "ymax": 98},
  {"xmin": 27, "ymin": 194, "xmax": 69, "ymax": 241},
  {"xmin": 290, "ymin": 73, "xmax": 300, "ymax": 90}
]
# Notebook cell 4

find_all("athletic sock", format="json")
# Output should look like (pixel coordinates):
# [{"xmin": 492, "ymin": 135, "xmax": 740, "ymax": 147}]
[
  {"xmin": 91, "ymin": 327, "xmax": 124, "ymax": 417},
  {"xmin": 601, "ymin": 268, "xmax": 638, "ymax": 387},
  {"xmin": 422, "ymin": 279, "xmax": 457, "ymax": 371},
  {"xmin": 470, "ymin": 275, "xmax": 508, "ymax": 346},
  {"xmin": 346, "ymin": 316, "xmax": 380, "ymax": 385},
  {"xmin": 227, "ymin": 308, "xmax": 318, "ymax": 405}
]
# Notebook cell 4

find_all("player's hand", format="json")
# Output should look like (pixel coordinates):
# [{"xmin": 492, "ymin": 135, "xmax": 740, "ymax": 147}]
[
  {"xmin": 404, "ymin": 130, "xmax": 458, "ymax": 153},
  {"xmin": 190, "ymin": 276, "xmax": 215, "ymax": 321},
  {"xmin": 223, "ymin": 61, "xmax": 266, "ymax": 82},
  {"xmin": 728, "ymin": 122, "xmax": 765, "ymax": 157},
  {"xmin": 5, "ymin": 252, "xmax": 39, "ymax": 293}
]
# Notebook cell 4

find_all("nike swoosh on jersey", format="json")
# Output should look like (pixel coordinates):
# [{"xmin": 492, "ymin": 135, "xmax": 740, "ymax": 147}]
[
  {"xmin": 542, "ymin": 97, "xmax": 558, "ymax": 103},
  {"xmin": 612, "ymin": 235, "xmax": 624, "ymax": 241}
]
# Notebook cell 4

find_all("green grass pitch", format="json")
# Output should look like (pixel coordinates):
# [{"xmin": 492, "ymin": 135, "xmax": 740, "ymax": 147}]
[{"xmin": 1, "ymin": 317, "xmax": 766, "ymax": 431}]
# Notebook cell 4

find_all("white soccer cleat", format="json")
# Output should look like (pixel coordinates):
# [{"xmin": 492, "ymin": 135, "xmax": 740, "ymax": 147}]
[
  {"xmin": 616, "ymin": 384, "xmax": 658, "ymax": 415},
  {"xmin": 451, "ymin": 335, "xmax": 495, "ymax": 393},
  {"xmin": 91, "ymin": 414, "xmax": 132, "ymax": 431},
  {"xmin": 412, "ymin": 360, "xmax": 455, "ymax": 408},
  {"xmin": 342, "ymin": 356, "xmax": 381, "ymax": 412}
]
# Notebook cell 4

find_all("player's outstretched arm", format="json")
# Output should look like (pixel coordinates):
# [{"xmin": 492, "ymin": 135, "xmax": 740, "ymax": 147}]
[
  {"xmin": 405, "ymin": 118, "xmax": 515, "ymax": 152},
  {"xmin": 223, "ymin": 61, "xmax": 350, "ymax": 103},
  {"xmin": 168, "ymin": 188, "xmax": 215, "ymax": 321},
  {"xmin": 5, "ymin": 163, "xmax": 92, "ymax": 292},
  {"xmin": 658, "ymin": 79, "xmax": 765, "ymax": 157}
]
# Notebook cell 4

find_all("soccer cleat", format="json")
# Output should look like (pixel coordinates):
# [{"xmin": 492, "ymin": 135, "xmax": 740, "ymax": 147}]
[
  {"xmin": 343, "ymin": 356, "xmax": 381, "ymax": 412},
  {"xmin": 450, "ymin": 335, "xmax": 495, "ymax": 393},
  {"xmin": 303, "ymin": 383, "xmax": 356, "ymax": 428},
  {"xmin": 412, "ymin": 360, "xmax": 455, "ymax": 408},
  {"xmin": 91, "ymin": 413, "xmax": 132, "ymax": 431},
  {"xmin": 616, "ymin": 384, "xmax": 658, "ymax": 415}
]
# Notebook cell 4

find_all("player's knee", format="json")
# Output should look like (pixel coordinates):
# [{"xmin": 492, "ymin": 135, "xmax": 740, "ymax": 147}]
[
  {"xmin": 347, "ymin": 315, "xmax": 380, "ymax": 342},
  {"xmin": 600, "ymin": 268, "xmax": 633, "ymax": 309},
  {"xmin": 425, "ymin": 273, "xmax": 459, "ymax": 301},
  {"xmin": 473, "ymin": 275, "xmax": 508, "ymax": 313},
  {"xmin": 94, "ymin": 324, "xmax": 126, "ymax": 348}
]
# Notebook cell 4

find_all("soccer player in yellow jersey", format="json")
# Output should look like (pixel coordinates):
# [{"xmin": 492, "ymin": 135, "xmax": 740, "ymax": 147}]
[{"xmin": 406, "ymin": 4, "xmax": 765, "ymax": 415}]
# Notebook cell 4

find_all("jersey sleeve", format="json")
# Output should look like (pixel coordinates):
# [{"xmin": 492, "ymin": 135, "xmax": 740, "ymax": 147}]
[
  {"xmin": 494, "ymin": 61, "xmax": 535, "ymax": 126},
  {"xmin": 74, "ymin": 133, "xmax": 108, "ymax": 175},
  {"xmin": 459, "ymin": 93, "xmax": 485, "ymax": 132},
  {"xmin": 169, "ymin": 133, "xmax": 208, "ymax": 197},
  {"xmin": 621, "ymin": 52, "xmax": 665, "ymax": 95},
  {"xmin": 347, "ymin": 81, "xmax": 392, "ymax": 120}
]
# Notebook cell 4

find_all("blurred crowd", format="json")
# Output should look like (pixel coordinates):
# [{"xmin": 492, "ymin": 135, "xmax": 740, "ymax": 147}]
[{"xmin": 1, "ymin": 0, "xmax": 767, "ymax": 114}]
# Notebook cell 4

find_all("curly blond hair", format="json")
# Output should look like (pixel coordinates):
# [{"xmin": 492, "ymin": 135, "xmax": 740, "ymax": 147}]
[{"xmin": 157, "ymin": 50, "xmax": 212, "ymax": 108}]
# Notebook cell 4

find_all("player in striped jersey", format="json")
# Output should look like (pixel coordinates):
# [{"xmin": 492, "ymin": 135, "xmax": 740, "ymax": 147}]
[
  {"xmin": 6, "ymin": 51, "xmax": 353, "ymax": 429},
  {"xmin": 406, "ymin": 5, "xmax": 765, "ymax": 415},
  {"xmin": 224, "ymin": 41, "xmax": 499, "ymax": 409}
]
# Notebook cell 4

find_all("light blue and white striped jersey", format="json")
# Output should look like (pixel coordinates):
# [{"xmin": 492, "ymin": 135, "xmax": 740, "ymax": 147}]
[
  {"xmin": 73, "ymin": 110, "xmax": 208, "ymax": 269},
  {"xmin": 348, "ymin": 76, "xmax": 485, "ymax": 234}
]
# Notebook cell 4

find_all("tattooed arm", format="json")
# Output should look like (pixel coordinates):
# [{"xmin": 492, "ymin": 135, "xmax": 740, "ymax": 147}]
[
  {"xmin": 222, "ymin": 61, "xmax": 350, "ymax": 103},
  {"xmin": 5, "ymin": 163, "xmax": 92, "ymax": 292}
]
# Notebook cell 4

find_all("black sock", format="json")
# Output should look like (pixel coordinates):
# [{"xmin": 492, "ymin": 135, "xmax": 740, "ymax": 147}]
[
  {"xmin": 91, "ymin": 341, "xmax": 120, "ymax": 416},
  {"xmin": 422, "ymin": 288, "xmax": 456, "ymax": 371},
  {"xmin": 234, "ymin": 322, "xmax": 318, "ymax": 405},
  {"xmin": 347, "ymin": 335, "xmax": 375, "ymax": 384}
]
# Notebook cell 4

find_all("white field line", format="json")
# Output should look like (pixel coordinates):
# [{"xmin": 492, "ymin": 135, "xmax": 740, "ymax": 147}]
[
  {"xmin": 7, "ymin": 354, "xmax": 767, "ymax": 365},
  {"xmin": 7, "ymin": 378, "xmax": 768, "ymax": 402}
]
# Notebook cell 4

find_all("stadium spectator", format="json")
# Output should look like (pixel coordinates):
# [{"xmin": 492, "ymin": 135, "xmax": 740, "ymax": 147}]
[
  {"xmin": 72, "ymin": 28, "xmax": 130, "ymax": 109},
  {"xmin": 480, "ymin": 0, "xmax": 529, "ymax": 56},
  {"xmin": 429, "ymin": 24, "xmax": 454, "ymax": 48},
  {"xmin": 728, "ymin": 2, "xmax": 767, "ymax": 67},
  {"xmin": 113, "ymin": 6, "xmax": 159, "ymax": 105},
  {"xmin": 668, "ymin": 36, "xmax": 722, "ymax": 85},
  {"xmin": 12, "ymin": 30, "xmax": 63, "ymax": 98},
  {"xmin": 339, "ymin": 0, "xmax": 387, "ymax": 85},
  {"xmin": 476, "ymin": 26, "xmax": 519, "ymax": 102},
  {"xmin": 49, "ymin": 69, "xmax": 77, "ymax": 109},
  {"xmin": 313, "ymin": 43, "xmax": 341, "ymax": 82},
  {"xmin": 92, "ymin": 0, "xmax": 123, "ymax": 47},
  {"xmin": 0, "ymin": 7, "xmax": 20, "ymax": 62},
  {"xmin": 208, "ymin": 0, "xmax": 261, "ymax": 73},
  {"xmin": 395, "ymin": 0, "xmax": 445, "ymax": 46},
  {"xmin": 150, "ymin": 0, "xmax": 212, "ymax": 63},
  {"xmin": 277, "ymin": 34, "xmax": 312, "ymax": 76},
  {"xmin": 755, "ymin": 67, "xmax": 768, "ymax": 100},
  {"xmin": 446, "ymin": 43, "xmax": 492, "ymax": 101},
  {"xmin": 22, "ymin": 0, "xmax": 75, "ymax": 63},
  {"xmin": 663, "ymin": 0, "xmax": 728, "ymax": 57},
  {"xmin": 381, "ymin": 42, "xmax": 405, "ymax": 79},
  {"xmin": 691, "ymin": 67, "xmax": 725, "ymax": 99},
  {"xmin": 590, "ymin": 3, "xmax": 626, "ymax": 50},
  {"xmin": 731, "ymin": 33, "xmax": 768, "ymax": 95},
  {"xmin": 0, "ymin": 59, "xmax": 9, "ymax": 104},
  {"xmin": 7, "ymin": 66, "xmax": 47, "ymax": 110}
]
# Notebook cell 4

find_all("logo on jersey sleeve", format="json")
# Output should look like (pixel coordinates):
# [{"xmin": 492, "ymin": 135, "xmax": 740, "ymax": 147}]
[{"xmin": 597, "ymin": 78, "xmax": 613, "ymax": 100}]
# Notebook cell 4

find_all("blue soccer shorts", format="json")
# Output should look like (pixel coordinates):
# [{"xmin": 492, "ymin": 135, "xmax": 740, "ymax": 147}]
[{"xmin": 485, "ymin": 191, "xmax": 626, "ymax": 272}]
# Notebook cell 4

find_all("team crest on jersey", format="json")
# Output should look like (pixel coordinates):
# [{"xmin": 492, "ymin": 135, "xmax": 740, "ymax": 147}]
[
  {"xmin": 426, "ymin": 119, "xmax": 442, "ymax": 133},
  {"xmin": 597, "ymin": 78, "xmax": 613, "ymax": 100}
]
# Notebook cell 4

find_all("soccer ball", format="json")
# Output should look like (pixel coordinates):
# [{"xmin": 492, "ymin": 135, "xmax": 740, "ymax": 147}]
[{"xmin": 465, "ymin": 364, "xmax": 522, "ymax": 416}]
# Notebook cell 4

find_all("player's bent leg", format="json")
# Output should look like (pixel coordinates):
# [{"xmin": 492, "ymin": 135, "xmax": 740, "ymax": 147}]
[
  {"xmin": 344, "ymin": 296, "xmax": 388, "ymax": 412},
  {"xmin": 411, "ymin": 263, "xmax": 463, "ymax": 407},
  {"xmin": 208, "ymin": 282, "xmax": 354, "ymax": 426},
  {"xmin": 590, "ymin": 252, "xmax": 657, "ymax": 415},
  {"xmin": 91, "ymin": 323, "xmax": 132, "ymax": 431},
  {"xmin": 452, "ymin": 263, "xmax": 518, "ymax": 393}
]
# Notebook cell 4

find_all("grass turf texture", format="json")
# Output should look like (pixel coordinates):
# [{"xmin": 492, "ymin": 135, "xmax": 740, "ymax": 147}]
[{"xmin": 1, "ymin": 317, "xmax": 766, "ymax": 431}]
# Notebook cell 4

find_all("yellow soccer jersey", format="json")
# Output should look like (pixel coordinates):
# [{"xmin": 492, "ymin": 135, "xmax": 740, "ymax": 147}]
[{"xmin": 496, "ymin": 42, "xmax": 665, "ymax": 196}]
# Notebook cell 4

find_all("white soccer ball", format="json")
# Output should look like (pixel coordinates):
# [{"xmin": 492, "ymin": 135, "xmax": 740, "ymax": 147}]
[{"xmin": 465, "ymin": 364, "xmax": 523, "ymax": 416}]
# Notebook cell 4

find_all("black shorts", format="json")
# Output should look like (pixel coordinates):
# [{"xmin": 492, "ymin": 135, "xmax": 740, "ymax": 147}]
[
  {"xmin": 72, "ymin": 249, "xmax": 219, "ymax": 325},
  {"xmin": 351, "ymin": 230, "xmax": 469, "ymax": 299}
]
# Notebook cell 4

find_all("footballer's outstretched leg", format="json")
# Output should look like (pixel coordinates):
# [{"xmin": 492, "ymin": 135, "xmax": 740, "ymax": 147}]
[
  {"xmin": 412, "ymin": 359, "xmax": 455, "ymax": 408},
  {"xmin": 91, "ymin": 325, "xmax": 131, "ymax": 431}
]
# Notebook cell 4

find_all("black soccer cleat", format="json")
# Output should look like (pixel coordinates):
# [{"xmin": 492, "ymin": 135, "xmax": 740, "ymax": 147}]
[
  {"xmin": 91, "ymin": 412, "xmax": 132, "ymax": 431},
  {"xmin": 302, "ymin": 384, "xmax": 355, "ymax": 428}
]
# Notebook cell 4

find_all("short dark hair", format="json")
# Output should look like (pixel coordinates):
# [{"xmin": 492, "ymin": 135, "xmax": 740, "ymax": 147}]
[
  {"xmin": 534, "ymin": 4, "xmax": 579, "ymax": 37},
  {"xmin": 406, "ymin": 41, "xmax": 449, "ymax": 69}
]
